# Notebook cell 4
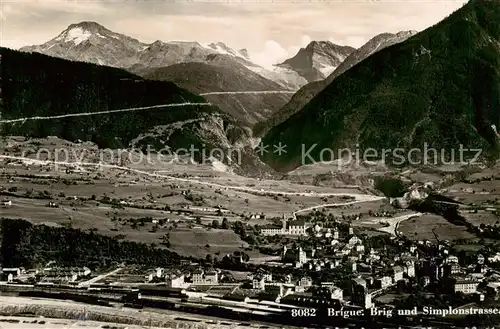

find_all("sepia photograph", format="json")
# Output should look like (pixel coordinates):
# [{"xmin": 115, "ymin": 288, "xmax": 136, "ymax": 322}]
[{"xmin": 1, "ymin": 0, "xmax": 500, "ymax": 328}]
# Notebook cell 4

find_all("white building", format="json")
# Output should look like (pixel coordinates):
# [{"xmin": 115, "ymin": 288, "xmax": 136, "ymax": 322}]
[
  {"xmin": 282, "ymin": 246, "xmax": 307, "ymax": 265},
  {"xmin": 453, "ymin": 277, "xmax": 480, "ymax": 294},
  {"xmin": 192, "ymin": 269, "xmax": 218, "ymax": 285},
  {"xmin": 392, "ymin": 266, "xmax": 404, "ymax": 282},
  {"xmin": 166, "ymin": 274, "xmax": 189, "ymax": 288},
  {"xmin": 488, "ymin": 253, "xmax": 500, "ymax": 263},
  {"xmin": 263, "ymin": 273, "xmax": 273, "ymax": 282},
  {"xmin": 253, "ymin": 275, "xmax": 266, "ymax": 290},
  {"xmin": 320, "ymin": 283, "xmax": 343, "ymax": 301},
  {"xmin": 299, "ymin": 276, "xmax": 313, "ymax": 287},
  {"xmin": 348, "ymin": 236, "xmax": 361, "ymax": 245},
  {"xmin": 404, "ymin": 261, "xmax": 415, "ymax": 278},
  {"xmin": 376, "ymin": 276, "xmax": 392, "ymax": 289},
  {"xmin": 260, "ymin": 216, "xmax": 309, "ymax": 236},
  {"xmin": 330, "ymin": 286, "xmax": 343, "ymax": 301},
  {"xmin": 260, "ymin": 225, "xmax": 284, "ymax": 236}
]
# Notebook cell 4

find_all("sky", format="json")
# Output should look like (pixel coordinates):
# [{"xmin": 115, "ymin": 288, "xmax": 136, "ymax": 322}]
[{"xmin": 0, "ymin": 0, "xmax": 468, "ymax": 67}]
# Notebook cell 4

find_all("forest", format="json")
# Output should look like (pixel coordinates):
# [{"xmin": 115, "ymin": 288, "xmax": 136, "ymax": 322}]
[{"xmin": 0, "ymin": 218, "xmax": 184, "ymax": 269}]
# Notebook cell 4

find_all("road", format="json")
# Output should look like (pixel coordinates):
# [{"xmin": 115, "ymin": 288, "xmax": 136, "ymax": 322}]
[
  {"xmin": 199, "ymin": 91, "xmax": 296, "ymax": 96},
  {"xmin": 293, "ymin": 198, "xmax": 385, "ymax": 217},
  {"xmin": 0, "ymin": 102, "xmax": 212, "ymax": 124},
  {"xmin": 0, "ymin": 154, "xmax": 386, "ymax": 220},
  {"xmin": 379, "ymin": 212, "xmax": 422, "ymax": 236},
  {"xmin": 77, "ymin": 267, "xmax": 122, "ymax": 288},
  {"xmin": 0, "ymin": 155, "xmax": 385, "ymax": 203}
]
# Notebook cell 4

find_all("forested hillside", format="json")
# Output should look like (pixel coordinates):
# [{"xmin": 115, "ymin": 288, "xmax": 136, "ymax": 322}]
[
  {"xmin": 261, "ymin": 0, "xmax": 500, "ymax": 171},
  {"xmin": 0, "ymin": 218, "xmax": 184, "ymax": 269},
  {"xmin": 0, "ymin": 47, "xmax": 247, "ymax": 153}
]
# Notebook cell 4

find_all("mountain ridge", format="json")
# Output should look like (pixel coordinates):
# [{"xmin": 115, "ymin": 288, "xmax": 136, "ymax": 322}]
[
  {"xmin": 136, "ymin": 57, "xmax": 293, "ymax": 127},
  {"xmin": 260, "ymin": 0, "xmax": 500, "ymax": 171},
  {"xmin": 254, "ymin": 30, "xmax": 417, "ymax": 137},
  {"xmin": 20, "ymin": 21, "xmax": 307, "ymax": 90},
  {"xmin": 0, "ymin": 47, "xmax": 277, "ymax": 176},
  {"xmin": 277, "ymin": 41, "xmax": 355, "ymax": 82}
]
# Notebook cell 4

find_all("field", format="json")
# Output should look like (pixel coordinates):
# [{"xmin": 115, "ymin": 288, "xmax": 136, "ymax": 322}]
[
  {"xmin": 460, "ymin": 210, "xmax": 499, "ymax": 226},
  {"xmin": 0, "ymin": 136, "xmax": 379, "ymax": 260},
  {"xmin": 168, "ymin": 228, "xmax": 253, "ymax": 258},
  {"xmin": 3, "ymin": 136, "xmax": 500, "ymax": 257},
  {"xmin": 398, "ymin": 214, "xmax": 476, "ymax": 241}
]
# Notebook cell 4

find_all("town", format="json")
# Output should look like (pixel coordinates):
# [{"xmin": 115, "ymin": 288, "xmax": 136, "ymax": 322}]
[{"xmin": 3, "ymin": 208, "xmax": 500, "ymax": 328}]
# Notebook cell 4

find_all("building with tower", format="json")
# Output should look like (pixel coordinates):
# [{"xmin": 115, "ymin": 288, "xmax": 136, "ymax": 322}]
[{"xmin": 260, "ymin": 215, "xmax": 309, "ymax": 236}]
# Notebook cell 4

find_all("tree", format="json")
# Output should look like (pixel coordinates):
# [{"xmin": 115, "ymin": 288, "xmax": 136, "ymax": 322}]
[
  {"xmin": 221, "ymin": 218, "xmax": 229, "ymax": 229},
  {"xmin": 206, "ymin": 254, "xmax": 213, "ymax": 263},
  {"xmin": 246, "ymin": 234, "xmax": 257, "ymax": 245},
  {"xmin": 211, "ymin": 220, "xmax": 220, "ymax": 229},
  {"xmin": 242, "ymin": 253, "xmax": 250, "ymax": 262},
  {"xmin": 195, "ymin": 216, "xmax": 202, "ymax": 225}
]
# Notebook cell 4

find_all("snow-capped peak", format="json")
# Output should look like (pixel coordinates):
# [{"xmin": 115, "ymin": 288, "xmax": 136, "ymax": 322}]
[
  {"xmin": 202, "ymin": 42, "xmax": 247, "ymax": 60},
  {"xmin": 54, "ymin": 22, "xmax": 112, "ymax": 45},
  {"xmin": 55, "ymin": 27, "xmax": 93, "ymax": 45},
  {"xmin": 239, "ymin": 48, "xmax": 250, "ymax": 59},
  {"xmin": 53, "ymin": 21, "xmax": 125, "ymax": 45}
]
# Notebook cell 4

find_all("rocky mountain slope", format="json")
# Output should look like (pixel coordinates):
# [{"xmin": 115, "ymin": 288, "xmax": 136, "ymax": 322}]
[
  {"xmin": 277, "ymin": 41, "xmax": 355, "ymax": 82},
  {"xmin": 20, "ymin": 22, "xmax": 306, "ymax": 90},
  {"xmin": 330, "ymin": 31, "xmax": 418, "ymax": 82},
  {"xmin": 254, "ymin": 31, "xmax": 417, "ymax": 136},
  {"xmin": 0, "ymin": 47, "xmax": 253, "ymax": 168},
  {"xmin": 136, "ymin": 54, "xmax": 292, "ymax": 127},
  {"xmin": 260, "ymin": 0, "xmax": 500, "ymax": 171},
  {"xmin": 19, "ymin": 21, "xmax": 146, "ymax": 68}
]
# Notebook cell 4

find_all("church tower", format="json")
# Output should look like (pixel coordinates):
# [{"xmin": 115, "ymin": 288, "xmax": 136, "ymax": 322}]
[{"xmin": 282, "ymin": 214, "xmax": 287, "ymax": 233}]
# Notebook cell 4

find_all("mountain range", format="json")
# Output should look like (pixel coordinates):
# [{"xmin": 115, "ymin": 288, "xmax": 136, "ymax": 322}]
[
  {"xmin": 19, "ymin": 22, "xmax": 355, "ymax": 129},
  {"xmin": 0, "ymin": 47, "xmax": 266, "ymax": 173},
  {"xmin": 7, "ymin": 0, "xmax": 499, "ymax": 175},
  {"xmin": 20, "ymin": 21, "xmax": 309, "ymax": 90},
  {"xmin": 18, "ymin": 21, "xmax": 415, "ymax": 133},
  {"xmin": 260, "ymin": 0, "xmax": 500, "ymax": 171}
]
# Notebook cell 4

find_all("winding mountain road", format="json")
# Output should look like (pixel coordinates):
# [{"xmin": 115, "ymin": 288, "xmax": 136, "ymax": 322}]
[
  {"xmin": 0, "ymin": 102, "xmax": 385, "ymax": 214},
  {"xmin": 199, "ymin": 91, "xmax": 296, "ymax": 96},
  {"xmin": 0, "ymin": 102, "xmax": 212, "ymax": 124},
  {"xmin": 293, "ymin": 198, "xmax": 384, "ymax": 217},
  {"xmin": 0, "ymin": 154, "xmax": 385, "ymax": 213},
  {"xmin": 383, "ymin": 213, "xmax": 422, "ymax": 236}
]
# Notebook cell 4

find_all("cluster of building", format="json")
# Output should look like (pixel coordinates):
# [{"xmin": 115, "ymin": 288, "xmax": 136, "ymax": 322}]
[
  {"xmin": 144, "ymin": 267, "xmax": 220, "ymax": 288},
  {"xmin": 241, "ymin": 227, "xmax": 416, "ymax": 308},
  {"xmin": 246, "ymin": 221, "xmax": 500, "ymax": 310},
  {"xmin": 1, "ymin": 265, "xmax": 91, "ymax": 284},
  {"xmin": 416, "ymin": 248, "xmax": 499, "ymax": 299}
]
